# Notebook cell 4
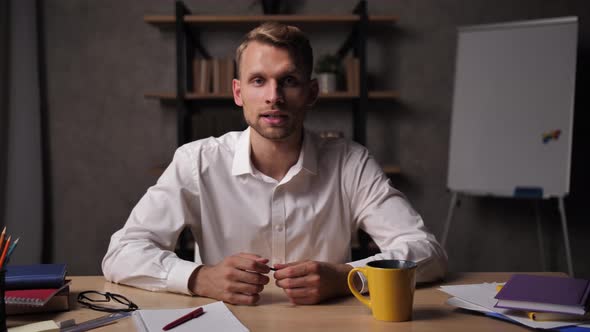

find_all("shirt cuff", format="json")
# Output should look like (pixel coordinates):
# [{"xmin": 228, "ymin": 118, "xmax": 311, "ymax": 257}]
[
  {"xmin": 357, "ymin": 271, "xmax": 368, "ymax": 294},
  {"xmin": 346, "ymin": 263, "xmax": 369, "ymax": 294},
  {"xmin": 166, "ymin": 259, "xmax": 201, "ymax": 295}
]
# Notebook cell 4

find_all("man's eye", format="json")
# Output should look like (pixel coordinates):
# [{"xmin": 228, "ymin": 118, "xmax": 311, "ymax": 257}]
[
  {"xmin": 282, "ymin": 76, "xmax": 299, "ymax": 87},
  {"xmin": 252, "ymin": 78, "xmax": 264, "ymax": 86}
]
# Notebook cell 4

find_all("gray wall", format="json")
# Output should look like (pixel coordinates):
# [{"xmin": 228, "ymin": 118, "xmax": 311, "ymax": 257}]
[{"xmin": 41, "ymin": 0, "xmax": 590, "ymax": 277}]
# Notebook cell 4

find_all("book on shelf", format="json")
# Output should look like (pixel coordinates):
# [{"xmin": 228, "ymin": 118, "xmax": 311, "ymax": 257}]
[
  {"xmin": 494, "ymin": 274, "xmax": 590, "ymax": 315},
  {"xmin": 6, "ymin": 284, "xmax": 70, "ymax": 315},
  {"xmin": 221, "ymin": 57, "xmax": 235, "ymax": 94},
  {"xmin": 212, "ymin": 58, "xmax": 221, "ymax": 93},
  {"xmin": 192, "ymin": 58, "xmax": 212, "ymax": 94},
  {"xmin": 344, "ymin": 55, "xmax": 359, "ymax": 95},
  {"xmin": 213, "ymin": 58, "xmax": 233, "ymax": 94},
  {"xmin": 5, "ymin": 263, "xmax": 67, "ymax": 290},
  {"xmin": 192, "ymin": 58, "xmax": 202, "ymax": 93}
]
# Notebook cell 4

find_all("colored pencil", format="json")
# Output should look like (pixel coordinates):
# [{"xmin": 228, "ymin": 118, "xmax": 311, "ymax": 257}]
[
  {"xmin": 5, "ymin": 237, "xmax": 19, "ymax": 263},
  {"xmin": 0, "ymin": 226, "xmax": 5, "ymax": 249},
  {"xmin": 0, "ymin": 235, "xmax": 11, "ymax": 268}
]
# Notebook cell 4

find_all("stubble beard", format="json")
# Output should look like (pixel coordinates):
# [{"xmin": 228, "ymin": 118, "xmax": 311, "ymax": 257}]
[
  {"xmin": 244, "ymin": 105, "xmax": 302, "ymax": 141},
  {"xmin": 246, "ymin": 116, "xmax": 296, "ymax": 140}
]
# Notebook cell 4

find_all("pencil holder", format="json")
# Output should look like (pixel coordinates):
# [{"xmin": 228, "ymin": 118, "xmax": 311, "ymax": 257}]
[{"xmin": 1, "ymin": 269, "xmax": 6, "ymax": 332}]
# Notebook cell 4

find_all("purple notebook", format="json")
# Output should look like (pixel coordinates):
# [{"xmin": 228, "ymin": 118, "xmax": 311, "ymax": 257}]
[{"xmin": 494, "ymin": 274, "xmax": 590, "ymax": 315}]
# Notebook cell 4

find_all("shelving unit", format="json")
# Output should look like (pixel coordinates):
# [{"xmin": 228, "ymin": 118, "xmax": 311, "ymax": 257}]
[
  {"xmin": 144, "ymin": 0, "xmax": 401, "ymax": 176},
  {"xmin": 145, "ymin": 1, "xmax": 400, "ymax": 260},
  {"xmin": 144, "ymin": 15, "xmax": 398, "ymax": 25},
  {"xmin": 144, "ymin": 91, "xmax": 399, "ymax": 100}
]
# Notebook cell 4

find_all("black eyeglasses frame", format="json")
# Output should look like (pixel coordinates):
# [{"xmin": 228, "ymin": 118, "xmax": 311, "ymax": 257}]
[{"xmin": 77, "ymin": 290, "xmax": 139, "ymax": 312}]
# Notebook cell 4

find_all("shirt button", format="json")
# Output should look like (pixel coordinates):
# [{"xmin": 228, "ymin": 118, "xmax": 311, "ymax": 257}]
[{"xmin": 274, "ymin": 224, "xmax": 284, "ymax": 232}]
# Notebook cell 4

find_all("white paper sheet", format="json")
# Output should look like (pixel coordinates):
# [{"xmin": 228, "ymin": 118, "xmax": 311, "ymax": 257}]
[{"xmin": 133, "ymin": 301, "xmax": 249, "ymax": 332}]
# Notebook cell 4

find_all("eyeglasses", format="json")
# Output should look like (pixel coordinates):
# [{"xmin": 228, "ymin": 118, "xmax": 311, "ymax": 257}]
[{"xmin": 77, "ymin": 290, "xmax": 139, "ymax": 312}]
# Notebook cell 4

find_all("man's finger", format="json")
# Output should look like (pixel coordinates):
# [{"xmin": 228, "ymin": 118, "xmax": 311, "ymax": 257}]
[
  {"xmin": 274, "ymin": 262, "xmax": 309, "ymax": 279},
  {"xmin": 273, "ymin": 261, "xmax": 301, "ymax": 270},
  {"xmin": 283, "ymin": 287, "xmax": 311, "ymax": 298},
  {"xmin": 275, "ymin": 276, "xmax": 307, "ymax": 289},
  {"xmin": 231, "ymin": 269, "xmax": 270, "ymax": 285},
  {"xmin": 237, "ymin": 253, "xmax": 270, "ymax": 268},
  {"xmin": 226, "ymin": 280, "xmax": 265, "ymax": 295},
  {"xmin": 232, "ymin": 255, "xmax": 271, "ymax": 273}
]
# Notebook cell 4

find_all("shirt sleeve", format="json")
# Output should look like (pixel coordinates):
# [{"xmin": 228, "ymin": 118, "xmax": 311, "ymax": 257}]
[
  {"xmin": 101, "ymin": 147, "xmax": 202, "ymax": 295},
  {"xmin": 343, "ymin": 146, "xmax": 448, "ymax": 283}
]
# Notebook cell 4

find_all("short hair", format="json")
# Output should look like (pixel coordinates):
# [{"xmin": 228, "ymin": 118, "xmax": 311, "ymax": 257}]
[{"xmin": 235, "ymin": 22, "xmax": 313, "ymax": 80}]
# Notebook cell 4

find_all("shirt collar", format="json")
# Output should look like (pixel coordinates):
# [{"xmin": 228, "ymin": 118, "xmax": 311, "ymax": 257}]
[
  {"xmin": 231, "ymin": 127, "xmax": 254, "ymax": 176},
  {"xmin": 231, "ymin": 127, "xmax": 318, "ymax": 177},
  {"xmin": 300, "ymin": 129, "xmax": 318, "ymax": 175}
]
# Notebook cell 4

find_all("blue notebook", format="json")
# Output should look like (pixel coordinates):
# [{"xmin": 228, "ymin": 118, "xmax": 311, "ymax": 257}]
[{"xmin": 5, "ymin": 264, "xmax": 67, "ymax": 290}]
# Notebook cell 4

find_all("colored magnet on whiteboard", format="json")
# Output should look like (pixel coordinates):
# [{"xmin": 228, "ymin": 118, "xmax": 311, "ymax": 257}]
[{"xmin": 542, "ymin": 129, "xmax": 561, "ymax": 144}]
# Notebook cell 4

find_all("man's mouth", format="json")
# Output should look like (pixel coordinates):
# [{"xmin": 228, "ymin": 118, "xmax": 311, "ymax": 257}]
[{"xmin": 260, "ymin": 113, "xmax": 288, "ymax": 125}]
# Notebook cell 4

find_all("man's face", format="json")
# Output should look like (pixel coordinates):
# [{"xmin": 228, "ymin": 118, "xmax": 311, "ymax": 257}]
[{"xmin": 233, "ymin": 41, "xmax": 318, "ymax": 142}]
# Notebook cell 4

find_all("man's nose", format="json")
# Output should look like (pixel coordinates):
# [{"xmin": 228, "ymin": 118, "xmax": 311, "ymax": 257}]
[{"xmin": 265, "ymin": 81, "xmax": 284, "ymax": 105}]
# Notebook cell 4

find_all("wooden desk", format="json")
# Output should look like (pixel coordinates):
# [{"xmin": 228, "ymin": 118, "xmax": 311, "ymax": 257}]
[{"xmin": 7, "ymin": 272, "xmax": 562, "ymax": 331}]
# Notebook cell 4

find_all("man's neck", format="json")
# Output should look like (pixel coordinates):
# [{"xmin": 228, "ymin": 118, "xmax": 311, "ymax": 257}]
[{"xmin": 250, "ymin": 129, "xmax": 303, "ymax": 181}]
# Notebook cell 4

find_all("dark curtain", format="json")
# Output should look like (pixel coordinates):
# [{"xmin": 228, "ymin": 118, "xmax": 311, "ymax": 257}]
[
  {"xmin": 0, "ymin": 0, "xmax": 10, "ymax": 228},
  {"xmin": 2, "ymin": 0, "xmax": 46, "ymax": 263}
]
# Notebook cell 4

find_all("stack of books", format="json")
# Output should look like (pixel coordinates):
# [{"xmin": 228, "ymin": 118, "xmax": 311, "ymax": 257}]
[
  {"xmin": 439, "ymin": 274, "xmax": 590, "ymax": 331},
  {"xmin": 192, "ymin": 57, "xmax": 235, "ymax": 95},
  {"xmin": 495, "ymin": 274, "xmax": 590, "ymax": 321},
  {"xmin": 4, "ymin": 263, "xmax": 70, "ymax": 315}
]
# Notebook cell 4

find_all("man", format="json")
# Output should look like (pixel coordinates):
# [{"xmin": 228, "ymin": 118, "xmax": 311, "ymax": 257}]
[{"xmin": 102, "ymin": 22, "xmax": 447, "ymax": 305}]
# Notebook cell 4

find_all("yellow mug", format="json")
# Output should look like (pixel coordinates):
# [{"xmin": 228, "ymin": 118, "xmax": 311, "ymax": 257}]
[{"xmin": 347, "ymin": 260, "xmax": 417, "ymax": 322}]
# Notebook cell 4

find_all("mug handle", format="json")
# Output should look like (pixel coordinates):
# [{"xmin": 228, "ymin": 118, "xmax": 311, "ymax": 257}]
[{"xmin": 347, "ymin": 267, "xmax": 371, "ymax": 309}]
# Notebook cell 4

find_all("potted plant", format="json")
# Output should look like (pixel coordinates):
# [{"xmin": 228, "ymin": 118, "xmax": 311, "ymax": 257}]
[{"xmin": 315, "ymin": 54, "xmax": 342, "ymax": 93}]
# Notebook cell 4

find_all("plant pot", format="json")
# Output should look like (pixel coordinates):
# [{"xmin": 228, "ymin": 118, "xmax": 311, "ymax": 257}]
[{"xmin": 317, "ymin": 73, "xmax": 337, "ymax": 93}]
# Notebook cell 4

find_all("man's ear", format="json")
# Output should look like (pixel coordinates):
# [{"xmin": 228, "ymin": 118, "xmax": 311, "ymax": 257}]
[
  {"xmin": 306, "ymin": 78, "xmax": 319, "ymax": 108},
  {"xmin": 232, "ymin": 78, "xmax": 243, "ymax": 106}
]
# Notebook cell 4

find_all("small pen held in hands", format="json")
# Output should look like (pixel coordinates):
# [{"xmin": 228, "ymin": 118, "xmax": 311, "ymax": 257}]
[{"xmin": 162, "ymin": 307, "xmax": 204, "ymax": 331}]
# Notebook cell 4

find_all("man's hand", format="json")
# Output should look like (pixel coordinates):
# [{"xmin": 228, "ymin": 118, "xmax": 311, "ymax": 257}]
[
  {"xmin": 273, "ymin": 261, "xmax": 353, "ymax": 304},
  {"xmin": 189, "ymin": 253, "xmax": 271, "ymax": 305}
]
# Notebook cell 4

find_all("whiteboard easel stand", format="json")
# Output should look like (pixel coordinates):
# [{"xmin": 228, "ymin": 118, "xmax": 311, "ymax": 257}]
[{"xmin": 440, "ymin": 191, "xmax": 574, "ymax": 277}]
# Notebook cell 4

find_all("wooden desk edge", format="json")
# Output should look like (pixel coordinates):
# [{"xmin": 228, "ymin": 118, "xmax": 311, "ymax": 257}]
[{"xmin": 6, "ymin": 272, "xmax": 569, "ymax": 332}]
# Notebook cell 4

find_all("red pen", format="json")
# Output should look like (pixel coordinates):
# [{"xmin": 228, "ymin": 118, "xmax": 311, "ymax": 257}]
[{"xmin": 162, "ymin": 307, "xmax": 205, "ymax": 331}]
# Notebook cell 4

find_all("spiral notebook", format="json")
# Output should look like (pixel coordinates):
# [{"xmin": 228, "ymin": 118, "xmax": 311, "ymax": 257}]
[{"xmin": 5, "ymin": 280, "xmax": 71, "ymax": 306}]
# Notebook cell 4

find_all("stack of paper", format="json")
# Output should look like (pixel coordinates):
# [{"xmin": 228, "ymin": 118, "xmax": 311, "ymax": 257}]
[{"xmin": 439, "ymin": 282, "xmax": 590, "ymax": 330}]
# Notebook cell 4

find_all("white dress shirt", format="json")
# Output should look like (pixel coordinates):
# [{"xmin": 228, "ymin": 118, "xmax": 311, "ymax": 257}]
[{"xmin": 102, "ymin": 128, "xmax": 447, "ymax": 295}]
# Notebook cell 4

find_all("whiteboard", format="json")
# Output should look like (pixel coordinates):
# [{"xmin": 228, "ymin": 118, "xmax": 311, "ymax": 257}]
[{"xmin": 447, "ymin": 17, "xmax": 578, "ymax": 198}]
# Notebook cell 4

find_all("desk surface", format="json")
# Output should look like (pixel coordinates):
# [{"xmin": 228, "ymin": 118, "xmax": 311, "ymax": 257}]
[{"xmin": 7, "ymin": 272, "xmax": 563, "ymax": 331}]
